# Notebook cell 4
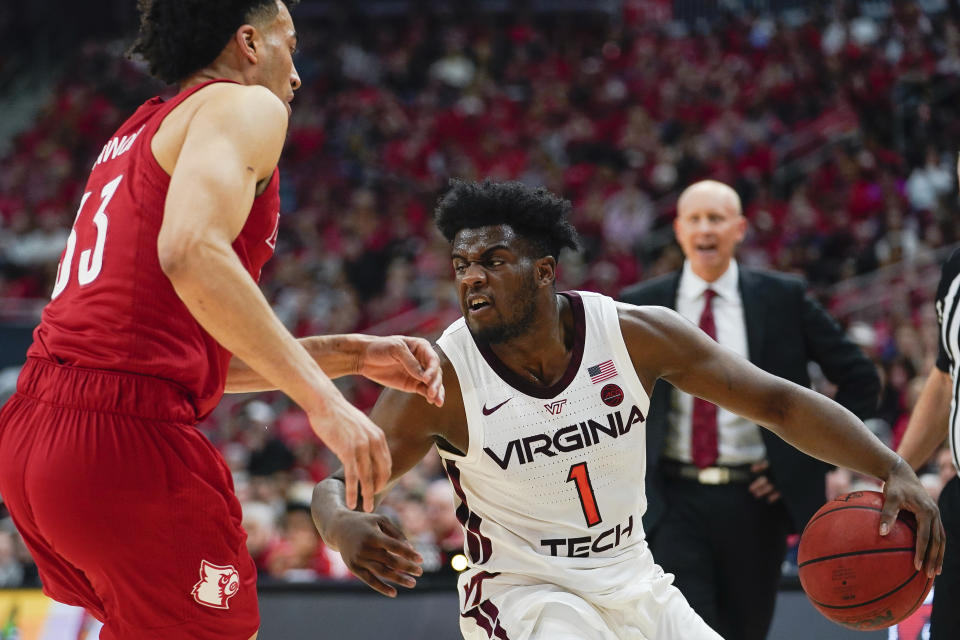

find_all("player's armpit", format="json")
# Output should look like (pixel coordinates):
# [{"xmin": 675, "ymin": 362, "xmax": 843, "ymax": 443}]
[{"xmin": 158, "ymin": 85, "xmax": 287, "ymax": 268}]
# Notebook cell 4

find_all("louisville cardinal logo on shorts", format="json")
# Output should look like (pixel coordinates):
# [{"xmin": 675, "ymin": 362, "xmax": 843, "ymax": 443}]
[{"xmin": 192, "ymin": 560, "xmax": 240, "ymax": 609}]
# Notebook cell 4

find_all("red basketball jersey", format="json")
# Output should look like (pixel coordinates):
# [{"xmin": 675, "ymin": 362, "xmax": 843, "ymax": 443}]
[{"xmin": 28, "ymin": 79, "xmax": 281, "ymax": 420}]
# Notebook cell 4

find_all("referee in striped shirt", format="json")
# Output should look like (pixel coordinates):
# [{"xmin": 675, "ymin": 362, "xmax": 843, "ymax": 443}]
[{"xmin": 898, "ymin": 247, "xmax": 960, "ymax": 638}]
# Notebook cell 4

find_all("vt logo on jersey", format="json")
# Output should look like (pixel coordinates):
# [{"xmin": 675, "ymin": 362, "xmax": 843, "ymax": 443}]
[
  {"xmin": 483, "ymin": 405, "xmax": 645, "ymax": 470},
  {"xmin": 544, "ymin": 399, "xmax": 566, "ymax": 415},
  {"xmin": 192, "ymin": 560, "xmax": 240, "ymax": 609}
]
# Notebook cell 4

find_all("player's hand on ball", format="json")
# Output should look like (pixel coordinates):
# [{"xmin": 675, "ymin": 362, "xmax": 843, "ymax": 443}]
[
  {"xmin": 307, "ymin": 399, "xmax": 391, "ymax": 513},
  {"xmin": 881, "ymin": 457, "xmax": 945, "ymax": 578},
  {"xmin": 329, "ymin": 511, "xmax": 424, "ymax": 597},
  {"xmin": 357, "ymin": 336, "xmax": 445, "ymax": 407}
]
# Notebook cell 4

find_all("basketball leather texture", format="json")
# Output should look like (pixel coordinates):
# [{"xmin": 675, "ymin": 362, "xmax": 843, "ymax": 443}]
[{"xmin": 797, "ymin": 490, "xmax": 932, "ymax": 631}]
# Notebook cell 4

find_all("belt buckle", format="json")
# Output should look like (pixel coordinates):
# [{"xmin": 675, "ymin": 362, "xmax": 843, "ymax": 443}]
[{"xmin": 697, "ymin": 467, "xmax": 729, "ymax": 485}]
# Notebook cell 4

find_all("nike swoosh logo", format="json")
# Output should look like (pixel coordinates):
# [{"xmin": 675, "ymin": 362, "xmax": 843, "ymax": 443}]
[{"xmin": 482, "ymin": 398, "xmax": 512, "ymax": 416}]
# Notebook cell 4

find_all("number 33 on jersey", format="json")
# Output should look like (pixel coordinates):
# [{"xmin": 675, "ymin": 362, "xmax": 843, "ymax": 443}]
[{"xmin": 52, "ymin": 175, "xmax": 123, "ymax": 298}]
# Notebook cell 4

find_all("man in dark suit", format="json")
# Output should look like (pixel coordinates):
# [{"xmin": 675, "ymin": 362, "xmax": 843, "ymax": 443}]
[{"xmin": 620, "ymin": 180, "xmax": 880, "ymax": 640}]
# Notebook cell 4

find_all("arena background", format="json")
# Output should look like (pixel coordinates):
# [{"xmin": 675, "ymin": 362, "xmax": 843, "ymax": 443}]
[{"xmin": 1, "ymin": 0, "xmax": 958, "ymax": 638}]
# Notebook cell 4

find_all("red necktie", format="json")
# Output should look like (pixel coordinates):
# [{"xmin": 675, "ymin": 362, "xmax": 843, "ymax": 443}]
[{"xmin": 691, "ymin": 288, "xmax": 719, "ymax": 469}]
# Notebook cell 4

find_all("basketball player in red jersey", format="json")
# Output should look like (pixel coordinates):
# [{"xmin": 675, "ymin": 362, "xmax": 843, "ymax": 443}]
[{"xmin": 0, "ymin": 1, "xmax": 442, "ymax": 639}]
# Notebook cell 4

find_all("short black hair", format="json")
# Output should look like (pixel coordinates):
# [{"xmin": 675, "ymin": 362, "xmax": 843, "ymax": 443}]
[
  {"xmin": 129, "ymin": 0, "xmax": 299, "ymax": 84},
  {"xmin": 435, "ymin": 179, "xmax": 580, "ymax": 260}
]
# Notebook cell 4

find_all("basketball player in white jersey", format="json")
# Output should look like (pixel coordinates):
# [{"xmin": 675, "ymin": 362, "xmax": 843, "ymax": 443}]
[{"xmin": 312, "ymin": 180, "xmax": 943, "ymax": 640}]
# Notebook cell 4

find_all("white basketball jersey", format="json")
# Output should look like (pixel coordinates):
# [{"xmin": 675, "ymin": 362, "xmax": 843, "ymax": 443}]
[{"xmin": 436, "ymin": 291, "xmax": 654, "ymax": 601}]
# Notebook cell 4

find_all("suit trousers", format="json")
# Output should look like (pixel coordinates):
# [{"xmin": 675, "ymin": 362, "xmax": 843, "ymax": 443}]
[
  {"xmin": 649, "ymin": 475, "xmax": 791, "ymax": 640},
  {"xmin": 931, "ymin": 475, "xmax": 960, "ymax": 638}
]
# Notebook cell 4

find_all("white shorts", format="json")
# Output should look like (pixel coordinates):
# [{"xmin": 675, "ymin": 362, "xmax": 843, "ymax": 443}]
[{"xmin": 458, "ymin": 569, "xmax": 723, "ymax": 640}]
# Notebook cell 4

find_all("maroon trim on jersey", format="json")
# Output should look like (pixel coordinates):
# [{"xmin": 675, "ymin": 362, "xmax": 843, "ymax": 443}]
[
  {"xmin": 461, "ymin": 602, "xmax": 510, "ymax": 640},
  {"xmin": 444, "ymin": 460, "xmax": 492, "ymax": 564},
  {"xmin": 462, "ymin": 570, "xmax": 501, "ymax": 608},
  {"xmin": 479, "ymin": 601, "xmax": 510, "ymax": 640},
  {"xmin": 474, "ymin": 291, "xmax": 586, "ymax": 400}
]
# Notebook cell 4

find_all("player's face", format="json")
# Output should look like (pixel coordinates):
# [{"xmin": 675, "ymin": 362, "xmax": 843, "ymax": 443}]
[
  {"xmin": 252, "ymin": 1, "xmax": 301, "ymax": 114},
  {"xmin": 673, "ymin": 185, "xmax": 746, "ymax": 282},
  {"xmin": 451, "ymin": 226, "xmax": 541, "ymax": 344}
]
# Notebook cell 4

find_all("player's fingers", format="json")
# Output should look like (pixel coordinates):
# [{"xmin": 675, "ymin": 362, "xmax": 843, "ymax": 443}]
[
  {"xmin": 342, "ymin": 457, "xmax": 358, "ymax": 511},
  {"xmin": 368, "ymin": 548, "xmax": 423, "ymax": 582},
  {"xmin": 370, "ymin": 427, "xmax": 391, "ymax": 493},
  {"xmin": 913, "ymin": 509, "xmax": 932, "ymax": 572},
  {"xmin": 377, "ymin": 519, "xmax": 425, "ymax": 563},
  {"xmin": 353, "ymin": 434, "xmax": 376, "ymax": 513},
  {"xmin": 878, "ymin": 495, "xmax": 900, "ymax": 537},
  {"xmin": 378, "ymin": 516, "xmax": 416, "ymax": 543},
  {"xmin": 398, "ymin": 343, "xmax": 428, "ymax": 380},
  {"xmin": 767, "ymin": 491, "xmax": 782, "ymax": 504},
  {"xmin": 411, "ymin": 380, "xmax": 430, "ymax": 401},
  {"xmin": 368, "ymin": 559, "xmax": 418, "ymax": 589},
  {"xmin": 924, "ymin": 515, "xmax": 944, "ymax": 577},
  {"xmin": 407, "ymin": 339, "xmax": 444, "ymax": 404},
  {"xmin": 408, "ymin": 337, "xmax": 440, "ymax": 377},
  {"xmin": 351, "ymin": 565, "xmax": 399, "ymax": 598}
]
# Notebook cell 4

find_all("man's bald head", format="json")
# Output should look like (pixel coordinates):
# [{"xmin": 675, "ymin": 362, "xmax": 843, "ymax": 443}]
[
  {"xmin": 673, "ymin": 180, "xmax": 747, "ymax": 283},
  {"xmin": 677, "ymin": 180, "xmax": 743, "ymax": 218}
]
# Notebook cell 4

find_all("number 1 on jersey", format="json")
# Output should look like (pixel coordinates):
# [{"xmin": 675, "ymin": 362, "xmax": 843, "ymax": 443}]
[{"xmin": 567, "ymin": 462, "xmax": 602, "ymax": 527}]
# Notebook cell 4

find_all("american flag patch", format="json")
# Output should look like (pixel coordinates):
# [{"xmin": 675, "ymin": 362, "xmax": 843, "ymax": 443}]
[{"xmin": 587, "ymin": 360, "xmax": 617, "ymax": 384}]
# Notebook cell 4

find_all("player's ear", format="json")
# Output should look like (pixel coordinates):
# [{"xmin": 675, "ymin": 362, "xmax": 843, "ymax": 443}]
[
  {"xmin": 536, "ymin": 256, "xmax": 556, "ymax": 287},
  {"xmin": 234, "ymin": 24, "xmax": 259, "ymax": 65}
]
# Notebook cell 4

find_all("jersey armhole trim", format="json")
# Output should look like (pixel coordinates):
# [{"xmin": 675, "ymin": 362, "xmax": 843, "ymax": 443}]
[
  {"xmin": 436, "ymin": 330, "xmax": 484, "ymax": 466},
  {"xmin": 602, "ymin": 296, "xmax": 651, "ymax": 418}
]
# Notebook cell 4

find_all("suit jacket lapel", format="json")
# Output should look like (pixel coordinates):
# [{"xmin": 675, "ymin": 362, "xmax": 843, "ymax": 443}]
[
  {"xmin": 738, "ymin": 268, "xmax": 765, "ymax": 365},
  {"xmin": 664, "ymin": 271, "xmax": 681, "ymax": 308}
]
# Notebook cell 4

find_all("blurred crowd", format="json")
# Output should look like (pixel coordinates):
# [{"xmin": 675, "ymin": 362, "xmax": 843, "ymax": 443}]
[{"xmin": 1, "ymin": 0, "xmax": 960, "ymax": 587}]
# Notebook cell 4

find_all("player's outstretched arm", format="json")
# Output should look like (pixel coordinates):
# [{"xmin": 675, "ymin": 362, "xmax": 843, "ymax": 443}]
[
  {"xmin": 157, "ymin": 84, "xmax": 386, "ymax": 512},
  {"xmin": 313, "ymin": 352, "xmax": 464, "ymax": 597},
  {"xmin": 618, "ymin": 304, "xmax": 944, "ymax": 578},
  {"xmin": 226, "ymin": 334, "xmax": 444, "ymax": 407},
  {"xmin": 897, "ymin": 366, "xmax": 953, "ymax": 470}
]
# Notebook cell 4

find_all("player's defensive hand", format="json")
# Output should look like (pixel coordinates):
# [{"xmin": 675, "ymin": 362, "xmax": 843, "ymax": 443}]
[
  {"xmin": 358, "ymin": 336, "xmax": 445, "ymax": 407},
  {"xmin": 881, "ymin": 457, "xmax": 945, "ymax": 578},
  {"xmin": 308, "ymin": 398, "xmax": 391, "ymax": 513},
  {"xmin": 329, "ymin": 511, "xmax": 424, "ymax": 597}
]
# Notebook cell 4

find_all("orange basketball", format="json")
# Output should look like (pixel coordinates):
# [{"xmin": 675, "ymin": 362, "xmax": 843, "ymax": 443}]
[{"xmin": 797, "ymin": 490, "xmax": 933, "ymax": 631}]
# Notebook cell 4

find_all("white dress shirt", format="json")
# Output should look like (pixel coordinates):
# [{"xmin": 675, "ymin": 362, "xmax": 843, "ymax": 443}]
[{"xmin": 662, "ymin": 260, "xmax": 767, "ymax": 465}]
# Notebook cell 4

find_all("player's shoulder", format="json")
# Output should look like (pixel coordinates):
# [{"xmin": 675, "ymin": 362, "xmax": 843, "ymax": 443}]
[
  {"xmin": 193, "ymin": 83, "xmax": 287, "ymax": 125},
  {"xmin": 615, "ymin": 302, "xmax": 688, "ymax": 341}
]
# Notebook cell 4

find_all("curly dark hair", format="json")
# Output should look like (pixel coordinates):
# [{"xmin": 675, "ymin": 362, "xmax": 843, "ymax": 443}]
[
  {"xmin": 129, "ymin": 0, "xmax": 299, "ymax": 84},
  {"xmin": 435, "ymin": 179, "xmax": 581, "ymax": 260}
]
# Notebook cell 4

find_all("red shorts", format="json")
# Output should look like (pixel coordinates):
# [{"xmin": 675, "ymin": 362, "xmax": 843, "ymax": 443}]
[{"xmin": 0, "ymin": 358, "xmax": 259, "ymax": 640}]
